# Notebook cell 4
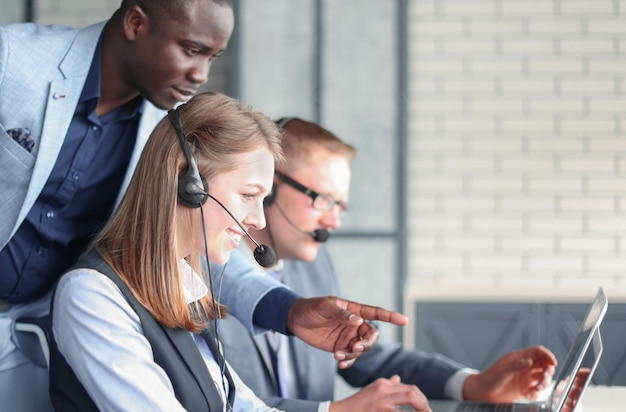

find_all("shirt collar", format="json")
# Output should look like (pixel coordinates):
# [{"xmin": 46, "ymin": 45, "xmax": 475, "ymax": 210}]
[
  {"xmin": 81, "ymin": 31, "xmax": 146, "ymax": 118},
  {"xmin": 179, "ymin": 259, "xmax": 208, "ymax": 304},
  {"xmin": 80, "ymin": 32, "xmax": 103, "ymax": 104},
  {"xmin": 273, "ymin": 259, "xmax": 284, "ymax": 274}
]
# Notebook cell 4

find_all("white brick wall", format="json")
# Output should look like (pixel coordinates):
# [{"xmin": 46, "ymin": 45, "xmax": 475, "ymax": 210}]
[{"xmin": 408, "ymin": 0, "xmax": 626, "ymax": 295}]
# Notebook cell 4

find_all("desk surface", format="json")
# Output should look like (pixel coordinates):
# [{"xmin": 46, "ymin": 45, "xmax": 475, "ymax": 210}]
[
  {"xmin": 578, "ymin": 385, "xmax": 626, "ymax": 411},
  {"xmin": 426, "ymin": 386, "xmax": 626, "ymax": 411}
]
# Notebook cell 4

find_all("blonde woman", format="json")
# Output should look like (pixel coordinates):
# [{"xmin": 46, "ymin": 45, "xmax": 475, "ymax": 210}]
[{"xmin": 50, "ymin": 92, "xmax": 284, "ymax": 411}]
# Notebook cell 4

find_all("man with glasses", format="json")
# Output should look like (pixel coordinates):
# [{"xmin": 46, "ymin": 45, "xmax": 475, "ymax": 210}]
[
  {"xmin": 218, "ymin": 118, "xmax": 559, "ymax": 412},
  {"xmin": 270, "ymin": 170, "xmax": 347, "ymax": 242}
]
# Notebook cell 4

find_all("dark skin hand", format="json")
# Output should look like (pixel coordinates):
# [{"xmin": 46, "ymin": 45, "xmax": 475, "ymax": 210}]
[{"xmin": 287, "ymin": 296, "xmax": 409, "ymax": 368}]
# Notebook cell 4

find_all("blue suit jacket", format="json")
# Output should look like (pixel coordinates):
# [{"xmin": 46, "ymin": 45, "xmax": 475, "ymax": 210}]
[{"xmin": 218, "ymin": 246, "xmax": 466, "ymax": 411}]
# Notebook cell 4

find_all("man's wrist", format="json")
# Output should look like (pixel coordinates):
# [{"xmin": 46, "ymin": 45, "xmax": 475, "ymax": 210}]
[{"xmin": 446, "ymin": 368, "xmax": 479, "ymax": 400}]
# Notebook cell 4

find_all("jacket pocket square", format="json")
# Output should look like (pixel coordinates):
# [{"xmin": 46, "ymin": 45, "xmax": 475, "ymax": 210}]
[{"xmin": 6, "ymin": 127, "xmax": 35, "ymax": 152}]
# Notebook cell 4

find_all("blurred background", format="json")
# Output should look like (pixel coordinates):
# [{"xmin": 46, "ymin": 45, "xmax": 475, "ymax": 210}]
[{"xmin": 3, "ymin": 0, "xmax": 625, "ymax": 391}]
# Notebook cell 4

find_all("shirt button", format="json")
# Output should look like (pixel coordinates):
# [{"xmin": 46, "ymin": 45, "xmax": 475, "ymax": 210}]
[
  {"xmin": 37, "ymin": 247, "xmax": 45, "ymax": 255},
  {"xmin": 73, "ymin": 172, "xmax": 80, "ymax": 181},
  {"xmin": 46, "ymin": 210, "xmax": 55, "ymax": 218},
  {"xmin": 92, "ymin": 125, "xmax": 100, "ymax": 132}
]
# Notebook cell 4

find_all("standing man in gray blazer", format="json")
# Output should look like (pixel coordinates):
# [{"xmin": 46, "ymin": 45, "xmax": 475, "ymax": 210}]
[
  {"xmin": 0, "ymin": 2, "xmax": 407, "ymax": 410},
  {"xmin": 218, "ymin": 118, "xmax": 559, "ymax": 411}
]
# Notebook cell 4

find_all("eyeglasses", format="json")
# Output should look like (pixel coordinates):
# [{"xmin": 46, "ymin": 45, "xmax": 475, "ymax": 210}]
[{"xmin": 275, "ymin": 172, "xmax": 348, "ymax": 212}]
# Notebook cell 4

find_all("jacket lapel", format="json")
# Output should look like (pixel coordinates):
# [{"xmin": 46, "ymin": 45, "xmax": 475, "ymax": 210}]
[
  {"xmin": 11, "ymin": 23, "xmax": 104, "ymax": 241},
  {"xmin": 252, "ymin": 332, "xmax": 282, "ymax": 393},
  {"xmin": 113, "ymin": 104, "xmax": 165, "ymax": 210}
]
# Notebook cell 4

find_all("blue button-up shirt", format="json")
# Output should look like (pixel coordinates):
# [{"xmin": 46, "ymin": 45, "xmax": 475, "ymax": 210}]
[{"xmin": 0, "ymin": 36, "xmax": 144, "ymax": 303}]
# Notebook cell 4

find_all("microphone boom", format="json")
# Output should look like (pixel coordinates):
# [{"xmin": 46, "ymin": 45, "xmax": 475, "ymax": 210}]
[
  {"xmin": 274, "ymin": 203, "xmax": 330, "ymax": 243},
  {"xmin": 205, "ymin": 193, "xmax": 277, "ymax": 267}
]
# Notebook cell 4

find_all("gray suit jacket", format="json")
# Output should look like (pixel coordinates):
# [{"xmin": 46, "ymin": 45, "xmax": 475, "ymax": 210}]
[
  {"xmin": 0, "ymin": 21, "xmax": 163, "ymax": 248},
  {"xmin": 219, "ymin": 246, "xmax": 466, "ymax": 411}
]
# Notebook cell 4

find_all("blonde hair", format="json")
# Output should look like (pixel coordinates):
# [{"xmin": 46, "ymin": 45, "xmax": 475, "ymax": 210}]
[
  {"xmin": 96, "ymin": 92, "xmax": 283, "ymax": 331},
  {"xmin": 278, "ymin": 118, "xmax": 356, "ymax": 174}
]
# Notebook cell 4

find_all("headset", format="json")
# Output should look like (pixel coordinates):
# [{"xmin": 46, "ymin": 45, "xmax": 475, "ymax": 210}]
[
  {"xmin": 167, "ymin": 106, "xmax": 277, "ymax": 266},
  {"xmin": 263, "ymin": 186, "xmax": 277, "ymax": 207},
  {"xmin": 168, "ymin": 106, "xmax": 209, "ymax": 208},
  {"xmin": 263, "ymin": 117, "xmax": 298, "ymax": 207},
  {"xmin": 166, "ymin": 105, "xmax": 235, "ymax": 409}
]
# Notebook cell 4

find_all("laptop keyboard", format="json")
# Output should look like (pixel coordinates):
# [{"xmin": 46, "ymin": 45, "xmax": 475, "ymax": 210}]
[{"xmin": 452, "ymin": 402, "xmax": 546, "ymax": 412}]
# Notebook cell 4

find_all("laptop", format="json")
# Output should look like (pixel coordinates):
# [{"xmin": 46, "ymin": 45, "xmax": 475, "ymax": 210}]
[{"xmin": 427, "ymin": 286, "xmax": 608, "ymax": 412}]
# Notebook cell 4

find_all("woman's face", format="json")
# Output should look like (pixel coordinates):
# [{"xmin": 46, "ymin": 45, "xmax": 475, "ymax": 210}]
[{"xmin": 187, "ymin": 146, "xmax": 275, "ymax": 264}]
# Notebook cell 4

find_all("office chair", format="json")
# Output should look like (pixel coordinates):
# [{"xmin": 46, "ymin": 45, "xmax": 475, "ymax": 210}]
[{"xmin": 15, "ymin": 316, "xmax": 51, "ymax": 369}]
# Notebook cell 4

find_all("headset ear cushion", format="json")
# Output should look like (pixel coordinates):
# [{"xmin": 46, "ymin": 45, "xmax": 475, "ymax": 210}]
[
  {"xmin": 178, "ymin": 171, "xmax": 209, "ymax": 208},
  {"xmin": 263, "ymin": 185, "xmax": 276, "ymax": 207}
]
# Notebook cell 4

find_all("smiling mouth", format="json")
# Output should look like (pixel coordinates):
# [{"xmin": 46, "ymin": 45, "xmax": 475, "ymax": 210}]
[{"xmin": 226, "ymin": 229, "xmax": 243, "ymax": 244}]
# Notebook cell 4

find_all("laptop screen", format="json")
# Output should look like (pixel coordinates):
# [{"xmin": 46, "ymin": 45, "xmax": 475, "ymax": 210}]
[{"xmin": 550, "ymin": 288, "xmax": 607, "ymax": 411}]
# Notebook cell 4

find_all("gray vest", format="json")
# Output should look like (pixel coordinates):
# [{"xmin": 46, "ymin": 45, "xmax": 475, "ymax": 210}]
[{"xmin": 49, "ymin": 249, "xmax": 233, "ymax": 411}]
